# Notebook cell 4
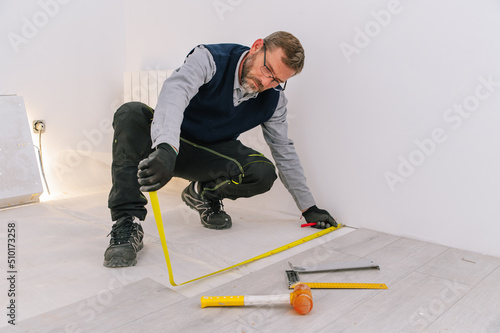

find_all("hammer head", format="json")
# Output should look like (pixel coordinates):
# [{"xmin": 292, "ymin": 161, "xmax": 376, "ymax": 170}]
[{"xmin": 290, "ymin": 283, "xmax": 313, "ymax": 315}]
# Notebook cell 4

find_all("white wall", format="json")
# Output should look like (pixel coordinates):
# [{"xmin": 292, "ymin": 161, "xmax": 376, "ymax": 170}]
[
  {"xmin": 124, "ymin": 0, "xmax": 500, "ymax": 257},
  {"xmin": 2, "ymin": 0, "xmax": 500, "ymax": 257},
  {"xmin": 0, "ymin": 0, "xmax": 126, "ymax": 196}
]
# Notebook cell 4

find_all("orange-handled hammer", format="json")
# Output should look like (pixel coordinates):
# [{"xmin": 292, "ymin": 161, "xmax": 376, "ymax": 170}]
[{"xmin": 200, "ymin": 283, "xmax": 313, "ymax": 315}]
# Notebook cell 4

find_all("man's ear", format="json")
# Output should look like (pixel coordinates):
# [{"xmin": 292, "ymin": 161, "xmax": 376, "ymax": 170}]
[{"xmin": 249, "ymin": 38, "xmax": 264, "ymax": 55}]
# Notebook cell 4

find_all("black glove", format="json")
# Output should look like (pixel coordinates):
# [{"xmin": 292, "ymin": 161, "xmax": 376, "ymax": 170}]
[
  {"xmin": 302, "ymin": 205, "xmax": 338, "ymax": 229},
  {"xmin": 137, "ymin": 143, "xmax": 177, "ymax": 192}
]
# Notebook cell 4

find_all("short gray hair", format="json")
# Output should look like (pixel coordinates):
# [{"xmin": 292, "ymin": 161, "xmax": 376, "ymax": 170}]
[{"xmin": 263, "ymin": 31, "xmax": 305, "ymax": 75}]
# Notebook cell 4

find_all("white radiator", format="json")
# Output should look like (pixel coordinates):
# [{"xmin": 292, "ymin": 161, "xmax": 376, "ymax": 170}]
[{"xmin": 123, "ymin": 70, "xmax": 174, "ymax": 107}]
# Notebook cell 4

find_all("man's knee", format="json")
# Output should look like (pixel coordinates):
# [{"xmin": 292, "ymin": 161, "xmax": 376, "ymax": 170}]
[
  {"xmin": 248, "ymin": 161, "xmax": 277, "ymax": 194},
  {"xmin": 113, "ymin": 102, "xmax": 154, "ymax": 129},
  {"xmin": 112, "ymin": 102, "xmax": 154, "ymax": 161}
]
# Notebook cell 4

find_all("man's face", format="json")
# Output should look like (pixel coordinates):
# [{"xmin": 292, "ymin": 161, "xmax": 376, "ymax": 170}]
[{"xmin": 240, "ymin": 43, "xmax": 296, "ymax": 94}]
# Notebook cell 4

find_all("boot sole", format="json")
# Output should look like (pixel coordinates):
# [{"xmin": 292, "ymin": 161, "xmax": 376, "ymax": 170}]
[
  {"xmin": 201, "ymin": 219, "xmax": 232, "ymax": 230},
  {"xmin": 103, "ymin": 242, "xmax": 144, "ymax": 268},
  {"xmin": 103, "ymin": 257, "xmax": 137, "ymax": 268}
]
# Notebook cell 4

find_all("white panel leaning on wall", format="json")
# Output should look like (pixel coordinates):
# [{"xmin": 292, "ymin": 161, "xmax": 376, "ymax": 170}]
[{"xmin": 0, "ymin": 96, "xmax": 44, "ymax": 208}]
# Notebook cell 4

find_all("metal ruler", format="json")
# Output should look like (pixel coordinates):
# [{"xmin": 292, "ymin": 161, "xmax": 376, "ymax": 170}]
[
  {"xmin": 286, "ymin": 270, "xmax": 387, "ymax": 289},
  {"xmin": 289, "ymin": 282, "xmax": 388, "ymax": 289}
]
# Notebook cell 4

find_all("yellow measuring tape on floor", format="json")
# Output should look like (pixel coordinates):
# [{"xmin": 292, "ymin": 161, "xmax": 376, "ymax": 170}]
[{"xmin": 149, "ymin": 191, "xmax": 343, "ymax": 286}]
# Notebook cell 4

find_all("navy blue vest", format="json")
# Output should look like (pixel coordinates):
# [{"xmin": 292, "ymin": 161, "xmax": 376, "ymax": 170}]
[{"xmin": 180, "ymin": 43, "xmax": 280, "ymax": 144}]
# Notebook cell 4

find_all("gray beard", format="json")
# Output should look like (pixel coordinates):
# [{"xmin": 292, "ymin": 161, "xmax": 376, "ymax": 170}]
[
  {"xmin": 240, "ymin": 53, "xmax": 261, "ymax": 94},
  {"xmin": 241, "ymin": 78, "xmax": 259, "ymax": 94}
]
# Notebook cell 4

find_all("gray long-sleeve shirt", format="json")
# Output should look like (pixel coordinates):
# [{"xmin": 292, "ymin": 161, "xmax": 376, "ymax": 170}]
[{"xmin": 151, "ymin": 45, "xmax": 315, "ymax": 211}]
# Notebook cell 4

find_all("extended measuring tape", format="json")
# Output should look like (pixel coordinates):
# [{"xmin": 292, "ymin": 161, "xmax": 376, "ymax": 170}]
[{"xmin": 149, "ymin": 191, "xmax": 344, "ymax": 286}]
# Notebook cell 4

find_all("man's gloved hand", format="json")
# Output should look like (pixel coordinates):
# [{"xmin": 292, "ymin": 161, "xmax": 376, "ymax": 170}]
[
  {"xmin": 137, "ymin": 143, "xmax": 177, "ymax": 192},
  {"xmin": 302, "ymin": 205, "xmax": 338, "ymax": 229}
]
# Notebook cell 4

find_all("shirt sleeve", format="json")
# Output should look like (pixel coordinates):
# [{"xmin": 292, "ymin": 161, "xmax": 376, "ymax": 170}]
[
  {"xmin": 151, "ymin": 45, "xmax": 216, "ymax": 150},
  {"xmin": 261, "ymin": 92, "xmax": 316, "ymax": 211}
]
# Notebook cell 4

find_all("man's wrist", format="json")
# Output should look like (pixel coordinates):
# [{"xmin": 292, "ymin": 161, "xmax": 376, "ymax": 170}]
[
  {"xmin": 157, "ymin": 143, "xmax": 178, "ymax": 155},
  {"xmin": 302, "ymin": 205, "xmax": 317, "ymax": 215}
]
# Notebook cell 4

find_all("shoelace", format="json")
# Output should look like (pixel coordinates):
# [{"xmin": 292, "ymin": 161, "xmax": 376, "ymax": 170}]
[
  {"xmin": 208, "ymin": 200, "xmax": 224, "ymax": 216},
  {"xmin": 107, "ymin": 219, "xmax": 135, "ymax": 244}
]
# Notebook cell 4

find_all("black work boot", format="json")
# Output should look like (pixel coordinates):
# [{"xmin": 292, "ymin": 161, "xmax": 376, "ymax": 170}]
[
  {"xmin": 103, "ymin": 216, "xmax": 144, "ymax": 267},
  {"xmin": 181, "ymin": 182, "xmax": 232, "ymax": 230}
]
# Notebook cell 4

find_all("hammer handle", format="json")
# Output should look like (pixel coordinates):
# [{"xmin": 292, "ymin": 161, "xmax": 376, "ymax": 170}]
[
  {"xmin": 201, "ymin": 295, "xmax": 245, "ymax": 308},
  {"xmin": 201, "ymin": 294, "xmax": 289, "ymax": 308}
]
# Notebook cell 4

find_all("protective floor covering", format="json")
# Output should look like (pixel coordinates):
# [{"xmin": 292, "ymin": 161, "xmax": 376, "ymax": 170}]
[{"xmin": 0, "ymin": 179, "xmax": 353, "ymax": 327}]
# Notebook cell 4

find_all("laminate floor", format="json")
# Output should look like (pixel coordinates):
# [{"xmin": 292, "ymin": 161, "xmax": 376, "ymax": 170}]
[{"xmin": 1, "ymin": 182, "xmax": 500, "ymax": 333}]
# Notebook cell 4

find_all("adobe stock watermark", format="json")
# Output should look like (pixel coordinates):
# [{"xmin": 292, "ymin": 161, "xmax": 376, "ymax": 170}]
[
  {"xmin": 235, "ymin": 239, "xmax": 336, "ymax": 332},
  {"xmin": 235, "ymin": 299, "xmax": 280, "ymax": 333},
  {"xmin": 385, "ymin": 74, "xmax": 500, "ymax": 192},
  {"xmin": 64, "ymin": 269, "xmax": 136, "ymax": 333},
  {"xmin": 213, "ymin": 0, "xmax": 244, "ymax": 21},
  {"xmin": 339, "ymin": 0, "xmax": 403, "ymax": 64},
  {"xmin": 7, "ymin": 0, "xmax": 71, "ymax": 53},
  {"xmin": 408, "ymin": 279, "xmax": 464, "ymax": 330},
  {"xmin": 51, "ymin": 116, "xmax": 114, "ymax": 182}
]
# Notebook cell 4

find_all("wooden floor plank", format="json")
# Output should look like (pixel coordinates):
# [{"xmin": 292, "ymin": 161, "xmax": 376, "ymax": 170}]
[
  {"xmin": 317, "ymin": 272, "xmax": 471, "ymax": 333},
  {"xmin": 216, "ymin": 321, "xmax": 268, "ymax": 333},
  {"xmin": 426, "ymin": 266, "xmax": 500, "ymax": 332},
  {"xmin": 416, "ymin": 248, "xmax": 500, "ymax": 286},
  {"xmin": 320, "ymin": 228, "xmax": 400, "ymax": 257},
  {"xmin": 13, "ymin": 278, "xmax": 186, "ymax": 333},
  {"xmin": 358, "ymin": 237, "xmax": 448, "ymax": 284}
]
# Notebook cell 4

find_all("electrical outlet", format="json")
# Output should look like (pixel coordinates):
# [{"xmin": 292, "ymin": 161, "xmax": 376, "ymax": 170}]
[{"xmin": 33, "ymin": 120, "xmax": 46, "ymax": 133}]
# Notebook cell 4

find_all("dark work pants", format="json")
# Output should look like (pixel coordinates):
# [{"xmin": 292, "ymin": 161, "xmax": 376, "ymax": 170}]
[{"xmin": 108, "ymin": 102, "xmax": 277, "ymax": 221}]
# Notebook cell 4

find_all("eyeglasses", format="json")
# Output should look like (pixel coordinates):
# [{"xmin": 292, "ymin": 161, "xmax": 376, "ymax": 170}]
[{"xmin": 260, "ymin": 43, "xmax": 287, "ymax": 91}]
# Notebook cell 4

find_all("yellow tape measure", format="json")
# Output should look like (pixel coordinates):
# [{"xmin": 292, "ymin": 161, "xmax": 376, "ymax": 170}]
[
  {"xmin": 290, "ymin": 282, "xmax": 388, "ymax": 289},
  {"xmin": 149, "ymin": 191, "xmax": 344, "ymax": 286}
]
